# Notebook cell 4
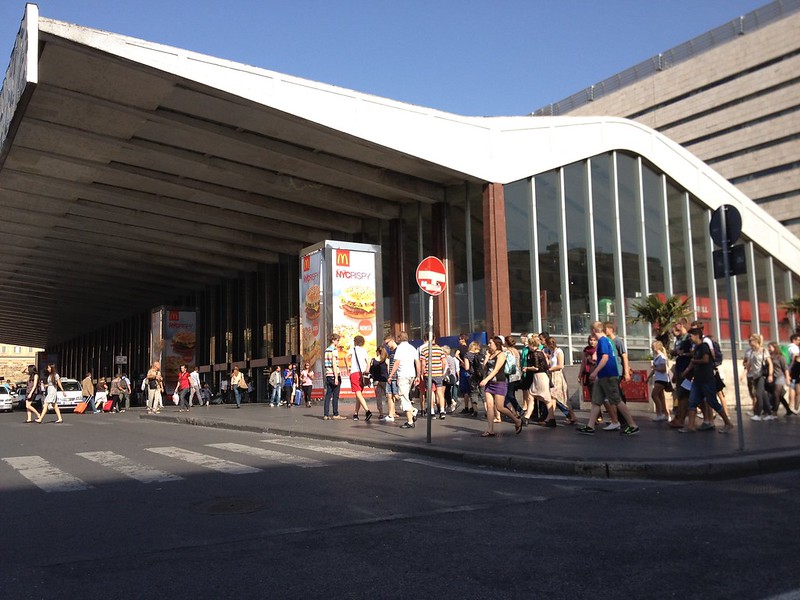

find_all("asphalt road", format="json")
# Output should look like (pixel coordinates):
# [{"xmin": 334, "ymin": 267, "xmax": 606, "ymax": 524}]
[{"xmin": 0, "ymin": 411, "xmax": 797, "ymax": 600}]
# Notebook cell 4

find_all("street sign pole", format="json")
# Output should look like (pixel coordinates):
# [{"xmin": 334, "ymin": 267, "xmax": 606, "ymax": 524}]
[
  {"xmin": 416, "ymin": 256, "xmax": 447, "ymax": 445},
  {"xmin": 718, "ymin": 206, "xmax": 745, "ymax": 451},
  {"xmin": 426, "ymin": 294, "xmax": 433, "ymax": 444}
]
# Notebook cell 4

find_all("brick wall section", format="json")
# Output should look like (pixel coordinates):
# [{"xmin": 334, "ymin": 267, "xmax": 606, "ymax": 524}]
[{"xmin": 482, "ymin": 183, "xmax": 511, "ymax": 335}]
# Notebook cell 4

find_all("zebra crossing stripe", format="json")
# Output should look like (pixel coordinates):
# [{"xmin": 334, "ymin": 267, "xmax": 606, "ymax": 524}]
[
  {"xmin": 2, "ymin": 456, "xmax": 90, "ymax": 493},
  {"xmin": 146, "ymin": 447, "xmax": 260, "ymax": 474},
  {"xmin": 77, "ymin": 451, "xmax": 183, "ymax": 483},
  {"xmin": 206, "ymin": 443, "xmax": 326, "ymax": 468},
  {"xmin": 261, "ymin": 439, "xmax": 393, "ymax": 462}
]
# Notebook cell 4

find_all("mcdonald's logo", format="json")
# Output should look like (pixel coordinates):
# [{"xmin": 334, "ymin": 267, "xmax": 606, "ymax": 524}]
[
  {"xmin": 335, "ymin": 250, "xmax": 350, "ymax": 267},
  {"xmin": 302, "ymin": 255, "xmax": 311, "ymax": 272}
]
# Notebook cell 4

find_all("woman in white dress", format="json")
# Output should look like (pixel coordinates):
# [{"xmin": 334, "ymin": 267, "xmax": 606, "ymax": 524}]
[{"xmin": 36, "ymin": 363, "xmax": 65, "ymax": 424}]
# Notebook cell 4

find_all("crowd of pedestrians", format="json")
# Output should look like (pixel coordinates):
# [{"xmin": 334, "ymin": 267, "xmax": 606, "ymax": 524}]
[{"xmin": 18, "ymin": 327, "xmax": 800, "ymax": 435}]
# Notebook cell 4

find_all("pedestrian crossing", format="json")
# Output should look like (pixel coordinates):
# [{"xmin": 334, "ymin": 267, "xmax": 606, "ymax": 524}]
[{"xmin": 1, "ymin": 439, "xmax": 396, "ymax": 493}]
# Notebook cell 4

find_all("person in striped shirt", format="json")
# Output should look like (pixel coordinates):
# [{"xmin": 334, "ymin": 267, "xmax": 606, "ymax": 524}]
[{"xmin": 418, "ymin": 333, "xmax": 448, "ymax": 419}]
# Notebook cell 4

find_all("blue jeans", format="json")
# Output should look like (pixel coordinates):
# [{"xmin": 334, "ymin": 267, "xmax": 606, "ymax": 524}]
[
  {"xmin": 324, "ymin": 376, "xmax": 340, "ymax": 417},
  {"xmin": 233, "ymin": 387, "xmax": 242, "ymax": 407},
  {"xmin": 270, "ymin": 386, "xmax": 281, "ymax": 405},
  {"xmin": 689, "ymin": 379, "xmax": 722, "ymax": 412}
]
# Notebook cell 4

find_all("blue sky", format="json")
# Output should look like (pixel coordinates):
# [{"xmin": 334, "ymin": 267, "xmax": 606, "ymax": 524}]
[{"xmin": 0, "ymin": 1, "xmax": 771, "ymax": 116}]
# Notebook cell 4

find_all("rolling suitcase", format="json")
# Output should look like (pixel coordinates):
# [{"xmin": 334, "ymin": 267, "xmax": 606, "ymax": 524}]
[
  {"xmin": 103, "ymin": 399, "xmax": 114, "ymax": 412},
  {"xmin": 74, "ymin": 401, "xmax": 88, "ymax": 414}
]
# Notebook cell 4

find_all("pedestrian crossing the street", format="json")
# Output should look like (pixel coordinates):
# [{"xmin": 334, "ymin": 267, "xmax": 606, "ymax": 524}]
[{"xmin": 1, "ymin": 439, "xmax": 397, "ymax": 493}]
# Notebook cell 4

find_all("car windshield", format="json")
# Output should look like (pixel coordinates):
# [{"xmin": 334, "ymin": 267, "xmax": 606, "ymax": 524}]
[
  {"xmin": 62, "ymin": 381, "xmax": 81, "ymax": 392},
  {"xmin": 0, "ymin": 385, "xmax": 10, "ymax": 395}
]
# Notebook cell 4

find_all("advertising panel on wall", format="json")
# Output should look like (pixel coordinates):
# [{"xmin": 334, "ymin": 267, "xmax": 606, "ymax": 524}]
[
  {"xmin": 150, "ymin": 307, "xmax": 197, "ymax": 390},
  {"xmin": 300, "ymin": 241, "xmax": 381, "ymax": 399}
]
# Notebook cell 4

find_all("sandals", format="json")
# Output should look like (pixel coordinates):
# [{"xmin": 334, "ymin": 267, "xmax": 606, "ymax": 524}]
[{"xmin": 480, "ymin": 431, "xmax": 496, "ymax": 437}]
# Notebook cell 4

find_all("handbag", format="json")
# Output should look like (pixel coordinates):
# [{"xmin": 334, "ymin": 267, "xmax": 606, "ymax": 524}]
[
  {"xmin": 760, "ymin": 350, "xmax": 770, "ymax": 378},
  {"xmin": 354, "ymin": 350, "xmax": 370, "ymax": 387}
]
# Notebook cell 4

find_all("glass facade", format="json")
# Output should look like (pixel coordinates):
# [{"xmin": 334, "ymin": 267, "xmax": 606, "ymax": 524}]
[{"xmin": 501, "ymin": 149, "xmax": 800, "ymax": 358}]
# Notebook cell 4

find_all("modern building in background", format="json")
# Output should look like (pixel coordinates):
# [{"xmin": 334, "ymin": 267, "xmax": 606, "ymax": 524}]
[
  {"xmin": 0, "ymin": 4, "xmax": 798, "ymax": 388},
  {"xmin": 534, "ymin": 0, "xmax": 800, "ymax": 240}
]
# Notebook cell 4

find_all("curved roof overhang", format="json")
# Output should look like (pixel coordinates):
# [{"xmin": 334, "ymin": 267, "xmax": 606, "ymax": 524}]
[{"xmin": 1, "ymin": 5, "xmax": 798, "ymax": 347}]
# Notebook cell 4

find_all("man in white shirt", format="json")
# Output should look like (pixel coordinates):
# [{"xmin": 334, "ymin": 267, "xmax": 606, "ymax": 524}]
[
  {"xmin": 788, "ymin": 334, "xmax": 800, "ymax": 411},
  {"xmin": 188, "ymin": 366, "xmax": 203, "ymax": 406},
  {"xmin": 388, "ymin": 332, "xmax": 420, "ymax": 429}
]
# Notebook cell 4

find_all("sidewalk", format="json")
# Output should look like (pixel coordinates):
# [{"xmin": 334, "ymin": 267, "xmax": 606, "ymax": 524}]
[{"xmin": 139, "ymin": 400, "xmax": 800, "ymax": 481}]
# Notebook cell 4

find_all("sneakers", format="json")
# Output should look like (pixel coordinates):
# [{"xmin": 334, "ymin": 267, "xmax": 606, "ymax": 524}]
[
  {"xmin": 365, "ymin": 411, "xmax": 373, "ymax": 422},
  {"xmin": 577, "ymin": 425, "xmax": 595, "ymax": 435},
  {"xmin": 382, "ymin": 415, "xmax": 395, "ymax": 422},
  {"xmin": 323, "ymin": 416, "xmax": 331, "ymax": 420},
  {"xmin": 750, "ymin": 415, "xmax": 762, "ymax": 421},
  {"xmin": 412, "ymin": 408, "xmax": 418, "ymax": 422},
  {"xmin": 763, "ymin": 415, "xmax": 777, "ymax": 421},
  {"xmin": 459, "ymin": 408, "xmax": 470, "ymax": 414},
  {"xmin": 438, "ymin": 413, "xmax": 445, "ymax": 420},
  {"xmin": 622, "ymin": 425, "xmax": 640, "ymax": 436},
  {"xmin": 400, "ymin": 422, "xmax": 415, "ymax": 429},
  {"xmin": 603, "ymin": 422, "xmax": 621, "ymax": 431},
  {"xmin": 652, "ymin": 415, "xmax": 668, "ymax": 422},
  {"xmin": 353, "ymin": 414, "xmax": 359, "ymax": 421}
]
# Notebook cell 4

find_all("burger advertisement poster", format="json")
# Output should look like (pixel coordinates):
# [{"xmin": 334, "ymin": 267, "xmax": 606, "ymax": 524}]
[
  {"xmin": 300, "ymin": 250, "xmax": 323, "ymax": 390},
  {"xmin": 151, "ymin": 307, "xmax": 196, "ymax": 389},
  {"xmin": 299, "ymin": 242, "xmax": 380, "ymax": 399},
  {"xmin": 331, "ymin": 248, "xmax": 377, "ymax": 396}
]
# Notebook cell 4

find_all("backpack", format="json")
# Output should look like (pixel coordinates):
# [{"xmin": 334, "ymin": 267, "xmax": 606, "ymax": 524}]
[
  {"xmin": 503, "ymin": 350, "xmax": 517, "ymax": 376},
  {"xmin": 706, "ymin": 336, "xmax": 723, "ymax": 367}
]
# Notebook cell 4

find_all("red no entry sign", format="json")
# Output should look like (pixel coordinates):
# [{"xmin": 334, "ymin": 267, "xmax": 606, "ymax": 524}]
[{"xmin": 416, "ymin": 256, "xmax": 447, "ymax": 296}]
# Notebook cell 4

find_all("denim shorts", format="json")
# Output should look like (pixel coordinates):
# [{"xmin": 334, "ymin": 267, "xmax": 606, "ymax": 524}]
[{"xmin": 387, "ymin": 381, "xmax": 399, "ymax": 396}]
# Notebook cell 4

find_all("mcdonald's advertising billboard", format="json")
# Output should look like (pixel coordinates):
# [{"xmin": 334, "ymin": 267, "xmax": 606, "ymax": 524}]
[{"xmin": 299, "ymin": 241, "xmax": 382, "ymax": 398}]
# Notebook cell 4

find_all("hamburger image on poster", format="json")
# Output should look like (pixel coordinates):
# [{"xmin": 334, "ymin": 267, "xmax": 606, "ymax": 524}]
[{"xmin": 339, "ymin": 285, "xmax": 376, "ymax": 320}]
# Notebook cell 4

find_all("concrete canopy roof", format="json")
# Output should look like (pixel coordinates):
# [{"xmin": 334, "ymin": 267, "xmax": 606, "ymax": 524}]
[
  {"xmin": 2, "ymin": 7, "xmax": 799, "ymax": 348},
  {"xmin": 0, "ymin": 7, "xmax": 479, "ymax": 348}
]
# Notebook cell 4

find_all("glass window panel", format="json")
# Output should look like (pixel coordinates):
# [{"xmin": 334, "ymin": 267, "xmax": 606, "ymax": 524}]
[
  {"xmin": 505, "ymin": 179, "xmax": 533, "ymax": 334},
  {"xmin": 642, "ymin": 163, "xmax": 666, "ymax": 295},
  {"xmin": 689, "ymin": 200, "xmax": 710, "ymax": 325},
  {"xmin": 401, "ymin": 203, "xmax": 423, "ymax": 339},
  {"xmin": 774, "ymin": 263, "xmax": 792, "ymax": 341},
  {"xmin": 564, "ymin": 161, "xmax": 591, "ymax": 337},
  {"xmin": 446, "ymin": 188, "xmax": 470, "ymax": 335},
  {"xmin": 616, "ymin": 153, "xmax": 645, "ymax": 339},
  {"xmin": 535, "ymin": 170, "xmax": 564, "ymax": 335},
  {"xmin": 469, "ymin": 188, "xmax": 486, "ymax": 334},
  {"xmin": 754, "ymin": 248, "xmax": 772, "ymax": 340},
  {"xmin": 666, "ymin": 183, "xmax": 688, "ymax": 297},
  {"xmin": 735, "ymin": 241, "xmax": 752, "ymax": 343},
  {"xmin": 592, "ymin": 154, "xmax": 618, "ymax": 322}
]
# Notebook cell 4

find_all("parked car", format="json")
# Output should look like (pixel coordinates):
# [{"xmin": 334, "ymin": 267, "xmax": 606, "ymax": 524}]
[
  {"xmin": 0, "ymin": 384, "xmax": 14, "ymax": 412},
  {"xmin": 15, "ymin": 386, "xmax": 26, "ymax": 409}
]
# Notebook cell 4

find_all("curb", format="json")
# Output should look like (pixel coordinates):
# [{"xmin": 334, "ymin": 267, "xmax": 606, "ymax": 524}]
[{"xmin": 139, "ymin": 413, "xmax": 800, "ymax": 481}]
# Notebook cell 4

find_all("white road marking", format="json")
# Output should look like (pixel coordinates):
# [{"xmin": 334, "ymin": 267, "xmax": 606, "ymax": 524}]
[
  {"xmin": 206, "ymin": 443, "xmax": 325, "ymax": 468},
  {"xmin": 2, "ymin": 456, "xmax": 90, "ymax": 492},
  {"xmin": 261, "ymin": 439, "xmax": 393, "ymax": 461},
  {"xmin": 77, "ymin": 451, "xmax": 183, "ymax": 483},
  {"xmin": 146, "ymin": 447, "xmax": 260, "ymax": 475}
]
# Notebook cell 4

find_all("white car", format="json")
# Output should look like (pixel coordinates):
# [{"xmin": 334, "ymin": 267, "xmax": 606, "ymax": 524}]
[{"xmin": 0, "ymin": 384, "xmax": 13, "ymax": 412}]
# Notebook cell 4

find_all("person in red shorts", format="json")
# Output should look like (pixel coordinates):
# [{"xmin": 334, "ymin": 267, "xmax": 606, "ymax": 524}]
[{"xmin": 346, "ymin": 335, "xmax": 372, "ymax": 422}]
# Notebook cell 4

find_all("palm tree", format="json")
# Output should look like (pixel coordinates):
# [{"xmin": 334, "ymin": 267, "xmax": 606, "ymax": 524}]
[
  {"xmin": 629, "ymin": 294, "xmax": 694, "ymax": 347},
  {"xmin": 782, "ymin": 295, "xmax": 800, "ymax": 334}
]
